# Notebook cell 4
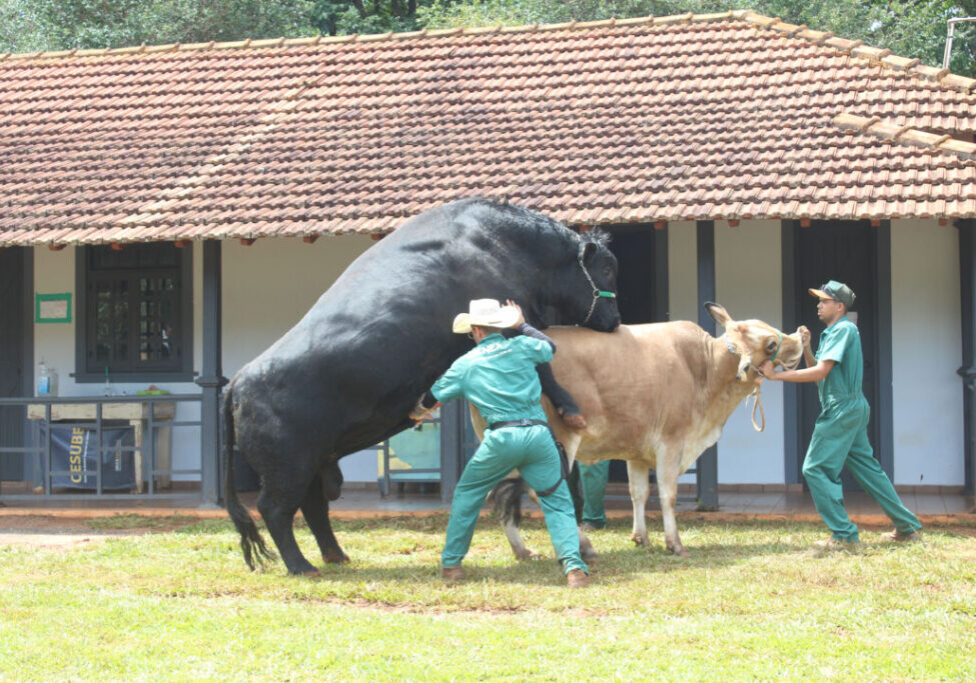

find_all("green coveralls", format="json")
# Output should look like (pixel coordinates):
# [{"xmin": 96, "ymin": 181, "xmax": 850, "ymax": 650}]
[
  {"xmin": 803, "ymin": 316, "xmax": 922, "ymax": 542},
  {"xmin": 578, "ymin": 460, "xmax": 610, "ymax": 529},
  {"xmin": 431, "ymin": 332, "xmax": 587, "ymax": 574}
]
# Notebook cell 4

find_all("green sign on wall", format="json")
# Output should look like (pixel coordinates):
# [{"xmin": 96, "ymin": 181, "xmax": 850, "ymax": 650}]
[{"xmin": 35, "ymin": 293, "xmax": 72, "ymax": 323}]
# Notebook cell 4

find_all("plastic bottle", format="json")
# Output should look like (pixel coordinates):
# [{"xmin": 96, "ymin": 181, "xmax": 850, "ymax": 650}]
[
  {"xmin": 47, "ymin": 364, "xmax": 58, "ymax": 396},
  {"xmin": 37, "ymin": 360, "xmax": 50, "ymax": 395},
  {"xmin": 103, "ymin": 366, "xmax": 114, "ymax": 397}
]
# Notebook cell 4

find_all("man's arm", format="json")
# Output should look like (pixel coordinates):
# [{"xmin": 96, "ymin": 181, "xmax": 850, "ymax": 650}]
[{"xmin": 761, "ymin": 359, "xmax": 834, "ymax": 383}]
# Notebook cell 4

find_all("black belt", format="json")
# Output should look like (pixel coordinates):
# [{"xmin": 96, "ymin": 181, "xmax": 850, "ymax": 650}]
[
  {"xmin": 486, "ymin": 419, "xmax": 566, "ymax": 497},
  {"xmin": 488, "ymin": 419, "xmax": 549, "ymax": 430}
]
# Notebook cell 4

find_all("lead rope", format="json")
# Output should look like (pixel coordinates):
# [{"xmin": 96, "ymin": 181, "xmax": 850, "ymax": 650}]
[
  {"xmin": 746, "ymin": 385, "xmax": 765, "ymax": 432},
  {"xmin": 722, "ymin": 334, "xmax": 766, "ymax": 432}
]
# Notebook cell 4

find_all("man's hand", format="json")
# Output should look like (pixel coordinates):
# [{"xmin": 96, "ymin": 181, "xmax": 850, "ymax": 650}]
[
  {"xmin": 505, "ymin": 299, "xmax": 525, "ymax": 328},
  {"xmin": 409, "ymin": 397, "xmax": 432, "ymax": 422},
  {"xmin": 798, "ymin": 325, "xmax": 811, "ymax": 348},
  {"xmin": 759, "ymin": 360, "xmax": 777, "ymax": 380}
]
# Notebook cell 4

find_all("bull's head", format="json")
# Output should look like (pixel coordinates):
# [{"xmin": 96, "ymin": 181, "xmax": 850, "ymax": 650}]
[
  {"xmin": 562, "ymin": 231, "xmax": 621, "ymax": 332},
  {"xmin": 705, "ymin": 303, "xmax": 804, "ymax": 381}
]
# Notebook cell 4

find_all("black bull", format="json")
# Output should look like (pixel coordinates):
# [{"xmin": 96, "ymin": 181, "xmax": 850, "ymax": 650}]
[{"xmin": 223, "ymin": 198, "xmax": 621, "ymax": 575}]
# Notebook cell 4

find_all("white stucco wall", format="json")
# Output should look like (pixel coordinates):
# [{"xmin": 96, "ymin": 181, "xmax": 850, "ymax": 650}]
[
  {"xmin": 667, "ymin": 220, "xmax": 786, "ymax": 484},
  {"xmin": 33, "ymin": 244, "xmax": 204, "ymax": 480},
  {"xmin": 890, "ymin": 220, "xmax": 963, "ymax": 485},
  {"xmin": 31, "ymin": 237, "xmax": 381, "ymax": 483},
  {"xmin": 28, "ymin": 219, "xmax": 968, "ymax": 488},
  {"xmin": 715, "ymin": 220, "xmax": 787, "ymax": 484},
  {"xmin": 222, "ymin": 236, "xmax": 379, "ymax": 481}
]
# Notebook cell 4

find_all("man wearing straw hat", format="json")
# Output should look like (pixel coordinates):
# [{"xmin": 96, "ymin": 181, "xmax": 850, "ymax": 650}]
[
  {"xmin": 411, "ymin": 298, "xmax": 590, "ymax": 587},
  {"xmin": 760, "ymin": 280, "xmax": 922, "ymax": 552}
]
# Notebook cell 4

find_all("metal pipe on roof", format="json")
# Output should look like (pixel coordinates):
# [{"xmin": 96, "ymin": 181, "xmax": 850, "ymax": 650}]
[{"xmin": 944, "ymin": 17, "xmax": 976, "ymax": 70}]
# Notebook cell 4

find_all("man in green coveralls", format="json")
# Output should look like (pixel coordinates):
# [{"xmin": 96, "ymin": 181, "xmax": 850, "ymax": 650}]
[
  {"xmin": 761, "ymin": 281, "xmax": 922, "ymax": 551},
  {"xmin": 410, "ymin": 298, "xmax": 590, "ymax": 587}
]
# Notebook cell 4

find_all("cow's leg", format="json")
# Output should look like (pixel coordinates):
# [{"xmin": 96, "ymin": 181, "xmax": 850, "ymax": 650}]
[
  {"xmin": 655, "ymin": 452, "xmax": 688, "ymax": 557},
  {"xmin": 300, "ymin": 468, "xmax": 349, "ymax": 565},
  {"xmin": 256, "ymin": 488, "xmax": 319, "ymax": 576},
  {"xmin": 626, "ymin": 461, "xmax": 651, "ymax": 546},
  {"xmin": 489, "ymin": 478, "xmax": 541, "ymax": 560}
]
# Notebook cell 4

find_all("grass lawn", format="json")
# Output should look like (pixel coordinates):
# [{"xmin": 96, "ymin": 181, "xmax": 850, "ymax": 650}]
[{"xmin": 1, "ymin": 512, "xmax": 974, "ymax": 681}]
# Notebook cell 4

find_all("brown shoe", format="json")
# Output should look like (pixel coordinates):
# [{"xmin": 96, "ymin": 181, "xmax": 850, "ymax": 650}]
[
  {"xmin": 808, "ymin": 537, "xmax": 861, "ymax": 557},
  {"xmin": 441, "ymin": 565, "xmax": 464, "ymax": 581},
  {"xmin": 566, "ymin": 569, "xmax": 590, "ymax": 588},
  {"xmin": 884, "ymin": 530, "xmax": 922, "ymax": 543}
]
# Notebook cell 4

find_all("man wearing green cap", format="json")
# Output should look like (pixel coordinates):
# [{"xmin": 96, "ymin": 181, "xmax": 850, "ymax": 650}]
[
  {"xmin": 411, "ymin": 298, "xmax": 590, "ymax": 587},
  {"xmin": 760, "ymin": 280, "xmax": 922, "ymax": 551}
]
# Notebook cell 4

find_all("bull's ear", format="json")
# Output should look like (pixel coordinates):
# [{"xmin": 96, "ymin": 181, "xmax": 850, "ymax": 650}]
[
  {"xmin": 580, "ymin": 241, "xmax": 596, "ymax": 261},
  {"xmin": 704, "ymin": 302, "xmax": 732, "ymax": 328}
]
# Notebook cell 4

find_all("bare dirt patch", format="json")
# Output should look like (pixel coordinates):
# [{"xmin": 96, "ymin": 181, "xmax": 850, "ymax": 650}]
[{"xmin": 0, "ymin": 512, "xmax": 199, "ymax": 548}]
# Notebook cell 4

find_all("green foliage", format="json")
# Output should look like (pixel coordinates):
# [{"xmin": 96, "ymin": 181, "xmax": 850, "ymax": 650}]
[
  {"xmin": 2, "ymin": 0, "xmax": 317, "ymax": 51},
  {"xmin": 419, "ymin": 0, "xmax": 976, "ymax": 75},
  {"xmin": 0, "ymin": 1, "xmax": 973, "ymax": 75}
]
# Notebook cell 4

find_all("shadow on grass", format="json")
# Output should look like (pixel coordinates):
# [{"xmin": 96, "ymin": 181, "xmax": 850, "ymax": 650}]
[{"xmin": 184, "ymin": 513, "xmax": 961, "ymax": 587}]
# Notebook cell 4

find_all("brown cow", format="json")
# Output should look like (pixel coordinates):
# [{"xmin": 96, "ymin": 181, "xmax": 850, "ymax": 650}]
[{"xmin": 478, "ymin": 303, "xmax": 804, "ymax": 559}]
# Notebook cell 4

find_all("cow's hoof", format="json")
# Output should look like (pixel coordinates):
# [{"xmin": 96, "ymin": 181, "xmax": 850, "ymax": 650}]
[
  {"xmin": 302, "ymin": 569, "xmax": 322, "ymax": 578},
  {"xmin": 324, "ymin": 551, "xmax": 350, "ymax": 564},
  {"xmin": 582, "ymin": 550, "xmax": 598, "ymax": 564},
  {"xmin": 668, "ymin": 546, "xmax": 690, "ymax": 557},
  {"xmin": 630, "ymin": 535, "xmax": 648, "ymax": 547}
]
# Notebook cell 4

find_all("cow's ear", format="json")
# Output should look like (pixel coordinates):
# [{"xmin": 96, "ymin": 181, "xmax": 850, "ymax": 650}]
[{"xmin": 704, "ymin": 302, "xmax": 732, "ymax": 328}]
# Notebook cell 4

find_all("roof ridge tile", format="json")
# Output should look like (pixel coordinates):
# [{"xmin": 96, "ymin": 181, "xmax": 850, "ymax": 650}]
[
  {"xmin": 0, "ymin": 8, "xmax": 972, "ymax": 100},
  {"xmin": 833, "ymin": 112, "xmax": 976, "ymax": 159}
]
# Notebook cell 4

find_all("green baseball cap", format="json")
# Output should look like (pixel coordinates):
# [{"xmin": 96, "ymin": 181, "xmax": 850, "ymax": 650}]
[{"xmin": 809, "ymin": 280, "xmax": 855, "ymax": 308}]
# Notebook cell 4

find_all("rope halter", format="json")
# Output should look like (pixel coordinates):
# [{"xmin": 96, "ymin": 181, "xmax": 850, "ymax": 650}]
[{"xmin": 577, "ymin": 242, "xmax": 617, "ymax": 325}]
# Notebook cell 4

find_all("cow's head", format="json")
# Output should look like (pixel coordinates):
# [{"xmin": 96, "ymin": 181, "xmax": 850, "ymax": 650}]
[
  {"xmin": 558, "ymin": 230, "xmax": 621, "ymax": 332},
  {"xmin": 705, "ymin": 303, "xmax": 804, "ymax": 381}
]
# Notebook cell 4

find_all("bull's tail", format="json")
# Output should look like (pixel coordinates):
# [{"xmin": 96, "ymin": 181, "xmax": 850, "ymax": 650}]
[{"xmin": 223, "ymin": 386, "xmax": 274, "ymax": 570}]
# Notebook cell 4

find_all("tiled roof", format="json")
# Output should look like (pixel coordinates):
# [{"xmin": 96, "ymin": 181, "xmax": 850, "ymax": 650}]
[{"xmin": 2, "ymin": 9, "xmax": 976, "ymax": 246}]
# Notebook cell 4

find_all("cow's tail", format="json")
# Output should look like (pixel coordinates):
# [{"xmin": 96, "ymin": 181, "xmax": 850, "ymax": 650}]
[
  {"xmin": 489, "ymin": 477, "xmax": 542, "ymax": 560},
  {"xmin": 223, "ymin": 386, "xmax": 274, "ymax": 570}
]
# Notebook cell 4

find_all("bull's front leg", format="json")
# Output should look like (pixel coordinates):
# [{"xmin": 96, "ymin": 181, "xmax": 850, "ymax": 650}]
[{"xmin": 626, "ymin": 461, "xmax": 651, "ymax": 546}]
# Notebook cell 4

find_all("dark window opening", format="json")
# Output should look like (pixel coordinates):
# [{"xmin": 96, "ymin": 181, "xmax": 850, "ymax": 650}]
[{"xmin": 77, "ymin": 243, "xmax": 192, "ymax": 381}]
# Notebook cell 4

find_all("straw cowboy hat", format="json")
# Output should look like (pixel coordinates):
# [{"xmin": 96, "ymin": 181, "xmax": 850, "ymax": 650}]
[{"xmin": 452, "ymin": 298, "xmax": 520, "ymax": 334}]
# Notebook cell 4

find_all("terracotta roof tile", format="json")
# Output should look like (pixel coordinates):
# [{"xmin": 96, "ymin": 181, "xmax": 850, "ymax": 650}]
[{"xmin": 3, "ymin": 11, "xmax": 976, "ymax": 246}]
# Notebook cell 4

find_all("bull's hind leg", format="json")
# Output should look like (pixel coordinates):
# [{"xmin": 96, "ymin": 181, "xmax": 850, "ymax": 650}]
[
  {"xmin": 626, "ymin": 461, "xmax": 652, "ymax": 547},
  {"xmin": 257, "ymin": 489, "xmax": 319, "ymax": 576},
  {"xmin": 300, "ymin": 468, "xmax": 349, "ymax": 565},
  {"xmin": 489, "ymin": 478, "xmax": 541, "ymax": 560}
]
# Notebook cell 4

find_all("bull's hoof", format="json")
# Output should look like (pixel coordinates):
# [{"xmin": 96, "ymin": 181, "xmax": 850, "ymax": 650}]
[
  {"xmin": 582, "ymin": 549, "xmax": 598, "ymax": 564},
  {"xmin": 668, "ymin": 545, "xmax": 690, "ymax": 557},
  {"xmin": 630, "ymin": 534, "xmax": 649, "ymax": 547},
  {"xmin": 515, "ymin": 548, "xmax": 542, "ymax": 560},
  {"xmin": 324, "ymin": 550, "xmax": 350, "ymax": 564},
  {"xmin": 302, "ymin": 569, "xmax": 322, "ymax": 577}
]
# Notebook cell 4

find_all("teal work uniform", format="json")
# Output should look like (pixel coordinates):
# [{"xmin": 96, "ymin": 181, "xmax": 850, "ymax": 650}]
[
  {"xmin": 578, "ymin": 460, "xmax": 610, "ymax": 528},
  {"xmin": 431, "ymin": 332, "xmax": 587, "ymax": 574},
  {"xmin": 803, "ymin": 316, "xmax": 922, "ymax": 542}
]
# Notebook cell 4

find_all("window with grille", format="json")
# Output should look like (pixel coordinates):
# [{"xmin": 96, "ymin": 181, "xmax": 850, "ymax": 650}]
[{"xmin": 76, "ymin": 243, "xmax": 193, "ymax": 380}]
